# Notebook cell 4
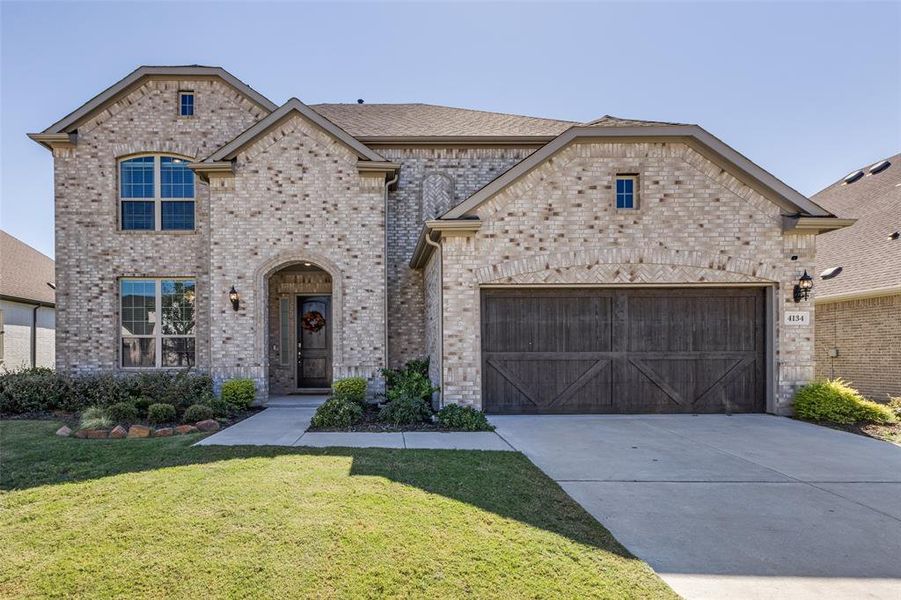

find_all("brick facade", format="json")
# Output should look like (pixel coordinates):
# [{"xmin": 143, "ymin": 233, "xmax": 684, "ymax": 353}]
[
  {"xmin": 815, "ymin": 294, "xmax": 901, "ymax": 401},
  {"xmin": 436, "ymin": 141, "xmax": 817, "ymax": 413}
]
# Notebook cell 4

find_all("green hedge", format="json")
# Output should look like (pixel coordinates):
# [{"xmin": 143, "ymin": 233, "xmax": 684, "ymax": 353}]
[
  {"xmin": 436, "ymin": 404, "xmax": 494, "ymax": 431},
  {"xmin": 794, "ymin": 379, "xmax": 897, "ymax": 425},
  {"xmin": 220, "ymin": 379, "xmax": 256, "ymax": 410},
  {"xmin": 332, "ymin": 377, "xmax": 367, "ymax": 405},
  {"xmin": 311, "ymin": 396, "xmax": 363, "ymax": 428},
  {"xmin": 0, "ymin": 367, "xmax": 214, "ymax": 416}
]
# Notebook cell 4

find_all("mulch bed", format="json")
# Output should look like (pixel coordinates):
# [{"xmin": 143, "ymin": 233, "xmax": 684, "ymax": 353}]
[
  {"xmin": 308, "ymin": 404, "xmax": 448, "ymax": 433},
  {"xmin": 799, "ymin": 418, "xmax": 901, "ymax": 445}
]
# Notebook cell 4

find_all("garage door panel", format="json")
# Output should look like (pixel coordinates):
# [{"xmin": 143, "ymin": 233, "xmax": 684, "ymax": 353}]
[{"xmin": 482, "ymin": 288, "xmax": 765, "ymax": 414}]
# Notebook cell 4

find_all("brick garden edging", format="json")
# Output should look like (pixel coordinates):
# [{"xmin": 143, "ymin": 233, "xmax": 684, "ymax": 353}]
[{"xmin": 57, "ymin": 419, "xmax": 219, "ymax": 440}]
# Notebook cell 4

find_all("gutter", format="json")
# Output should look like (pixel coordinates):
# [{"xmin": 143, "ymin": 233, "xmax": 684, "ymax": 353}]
[
  {"xmin": 409, "ymin": 219, "xmax": 482, "ymax": 269},
  {"xmin": 814, "ymin": 285, "xmax": 901, "ymax": 304},
  {"xmin": 31, "ymin": 304, "xmax": 40, "ymax": 368}
]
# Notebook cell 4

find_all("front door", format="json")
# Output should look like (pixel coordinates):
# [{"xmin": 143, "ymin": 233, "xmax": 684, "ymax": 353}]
[{"xmin": 297, "ymin": 296, "xmax": 331, "ymax": 388}]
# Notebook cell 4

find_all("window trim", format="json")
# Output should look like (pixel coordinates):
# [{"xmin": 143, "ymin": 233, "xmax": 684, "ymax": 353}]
[
  {"xmin": 615, "ymin": 174, "xmax": 640, "ymax": 210},
  {"xmin": 119, "ymin": 277, "xmax": 197, "ymax": 369},
  {"xmin": 118, "ymin": 153, "xmax": 196, "ymax": 232},
  {"xmin": 178, "ymin": 91, "xmax": 195, "ymax": 117}
]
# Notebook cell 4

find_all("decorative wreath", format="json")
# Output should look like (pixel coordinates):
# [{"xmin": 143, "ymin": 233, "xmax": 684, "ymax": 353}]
[{"xmin": 301, "ymin": 310, "xmax": 326, "ymax": 333}]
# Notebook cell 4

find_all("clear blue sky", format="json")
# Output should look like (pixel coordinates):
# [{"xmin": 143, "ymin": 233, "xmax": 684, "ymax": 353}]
[{"xmin": 2, "ymin": 1, "xmax": 899, "ymax": 258}]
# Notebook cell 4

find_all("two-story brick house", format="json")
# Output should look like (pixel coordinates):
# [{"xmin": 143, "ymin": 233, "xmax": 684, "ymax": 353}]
[{"xmin": 29, "ymin": 66, "xmax": 850, "ymax": 413}]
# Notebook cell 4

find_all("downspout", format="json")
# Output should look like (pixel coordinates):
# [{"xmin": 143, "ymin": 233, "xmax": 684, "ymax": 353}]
[
  {"xmin": 383, "ymin": 172, "xmax": 399, "ymax": 375},
  {"xmin": 424, "ymin": 232, "xmax": 444, "ymax": 407},
  {"xmin": 31, "ymin": 305, "xmax": 40, "ymax": 368}
]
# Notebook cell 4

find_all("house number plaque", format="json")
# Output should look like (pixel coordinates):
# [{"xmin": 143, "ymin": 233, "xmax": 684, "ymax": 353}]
[{"xmin": 784, "ymin": 311, "xmax": 810, "ymax": 326}]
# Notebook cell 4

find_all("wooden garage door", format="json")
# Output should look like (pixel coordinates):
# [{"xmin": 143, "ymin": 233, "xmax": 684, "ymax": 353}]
[{"xmin": 481, "ymin": 288, "xmax": 766, "ymax": 414}]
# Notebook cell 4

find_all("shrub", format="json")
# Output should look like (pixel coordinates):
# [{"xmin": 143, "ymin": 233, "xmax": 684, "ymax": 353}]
[
  {"xmin": 221, "ymin": 379, "xmax": 256, "ymax": 410},
  {"xmin": 106, "ymin": 402, "xmax": 139, "ymax": 425},
  {"xmin": 203, "ymin": 395, "xmax": 232, "ymax": 417},
  {"xmin": 79, "ymin": 406, "xmax": 112, "ymax": 430},
  {"xmin": 0, "ymin": 367, "xmax": 67, "ymax": 414},
  {"xmin": 147, "ymin": 403, "xmax": 177, "ymax": 425},
  {"xmin": 888, "ymin": 397, "xmax": 901, "ymax": 419},
  {"xmin": 381, "ymin": 359, "xmax": 438, "ymax": 405},
  {"xmin": 332, "ymin": 377, "xmax": 367, "ymax": 405},
  {"xmin": 378, "ymin": 392, "xmax": 432, "ymax": 426},
  {"xmin": 183, "ymin": 404, "xmax": 214, "ymax": 423},
  {"xmin": 794, "ymin": 379, "xmax": 897, "ymax": 425},
  {"xmin": 310, "ymin": 396, "xmax": 363, "ymax": 428},
  {"xmin": 133, "ymin": 396, "xmax": 154, "ymax": 414},
  {"xmin": 437, "ymin": 404, "xmax": 495, "ymax": 431},
  {"xmin": 69, "ymin": 373, "xmax": 130, "ymax": 409}
]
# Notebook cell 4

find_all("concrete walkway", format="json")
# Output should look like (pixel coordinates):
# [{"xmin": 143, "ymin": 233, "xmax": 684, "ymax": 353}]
[
  {"xmin": 195, "ymin": 396, "xmax": 512, "ymax": 450},
  {"xmin": 491, "ymin": 414, "xmax": 901, "ymax": 600}
]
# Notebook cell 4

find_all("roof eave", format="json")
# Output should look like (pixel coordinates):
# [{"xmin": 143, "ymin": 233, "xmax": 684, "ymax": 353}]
[
  {"xmin": 782, "ymin": 216, "xmax": 857, "ymax": 233},
  {"xmin": 409, "ymin": 219, "xmax": 482, "ymax": 269},
  {"xmin": 27, "ymin": 132, "xmax": 77, "ymax": 151},
  {"xmin": 814, "ymin": 284, "xmax": 901, "ymax": 304},
  {"xmin": 357, "ymin": 135, "xmax": 559, "ymax": 146}
]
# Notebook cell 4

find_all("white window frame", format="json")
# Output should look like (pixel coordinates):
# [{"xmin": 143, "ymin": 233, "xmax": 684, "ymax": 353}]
[
  {"xmin": 118, "ymin": 153, "xmax": 196, "ymax": 232},
  {"xmin": 178, "ymin": 91, "xmax": 195, "ymax": 117},
  {"xmin": 120, "ymin": 277, "xmax": 196, "ymax": 369},
  {"xmin": 615, "ymin": 174, "xmax": 639, "ymax": 210}
]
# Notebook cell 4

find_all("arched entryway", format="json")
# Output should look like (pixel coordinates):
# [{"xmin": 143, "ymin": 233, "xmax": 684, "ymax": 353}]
[{"xmin": 265, "ymin": 261, "xmax": 336, "ymax": 394}]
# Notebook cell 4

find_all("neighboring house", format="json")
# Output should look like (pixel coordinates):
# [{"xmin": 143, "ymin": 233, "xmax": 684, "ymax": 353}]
[
  {"xmin": 0, "ymin": 231, "xmax": 56, "ymax": 370},
  {"xmin": 812, "ymin": 154, "xmax": 900, "ymax": 401},
  {"xmin": 28, "ymin": 65, "xmax": 850, "ymax": 413}
]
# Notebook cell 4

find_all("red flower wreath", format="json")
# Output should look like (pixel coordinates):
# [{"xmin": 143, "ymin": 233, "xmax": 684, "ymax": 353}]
[{"xmin": 301, "ymin": 310, "xmax": 326, "ymax": 333}]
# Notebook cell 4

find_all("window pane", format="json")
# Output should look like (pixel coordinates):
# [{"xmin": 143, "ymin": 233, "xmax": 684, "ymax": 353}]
[
  {"xmin": 122, "ymin": 200, "xmax": 155, "ymax": 230},
  {"xmin": 122, "ymin": 337, "xmax": 155, "ymax": 368},
  {"xmin": 120, "ymin": 156, "xmax": 155, "ymax": 198},
  {"xmin": 180, "ymin": 93, "xmax": 194, "ymax": 116},
  {"xmin": 121, "ymin": 280, "xmax": 157, "ymax": 335},
  {"xmin": 161, "ymin": 201, "xmax": 195, "ymax": 230},
  {"xmin": 162, "ymin": 338, "xmax": 195, "ymax": 367},
  {"xmin": 161, "ymin": 279, "xmax": 196, "ymax": 335},
  {"xmin": 161, "ymin": 157, "xmax": 194, "ymax": 198}
]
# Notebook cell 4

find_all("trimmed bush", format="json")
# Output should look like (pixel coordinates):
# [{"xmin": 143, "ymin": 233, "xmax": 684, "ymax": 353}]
[
  {"xmin": 794, "ymin": 379, "xmax": 897, "ymax": 425},
  {"xmin": 147, "ymin": 403, "xmax": 177, "ymax": 425},
  {"xmin": 106, "ymin": 402, "xmax": 139, "ymax": 425},
  {"xmin": 183, "ymin": 404, "xmax": 214, "ymax": 424},
  {"xmin": 221, "ymin": 379, "xmax": 256, "ymax": 410},
  {"xmin": 381, "ymin": 359, "xmax": 438, "ymax": 405},
  {"xmin": 310, "ymin": 396, "xmax": 363, "ymax": 428},
  {"xmin": 332, "ymin": 377, "xmax": 367, "ymax": 405},
  {"xmin": 437, "ymin": 404, "xmax": 495, "ymax": 431},
  {"xmin": 0, "ymin": 367, "xmax": 67, "ymax": 414},
  {"xmin": 378, "ymin": 392, "xmax": 432, "ymax": 426}
]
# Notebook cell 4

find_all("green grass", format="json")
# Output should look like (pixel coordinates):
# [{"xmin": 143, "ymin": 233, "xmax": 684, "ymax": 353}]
[{"xmin": 0, "ymin": 420, "xmax": 674, "ymax": 599}]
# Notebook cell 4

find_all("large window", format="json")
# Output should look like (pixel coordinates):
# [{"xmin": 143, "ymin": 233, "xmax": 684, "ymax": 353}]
[
  {"xmin": 120, "ymin": 155, "xmax": 195, "ymax": 231},
  {"xmin": 121, "ymin": 278, "xmax": 196, "ymax": 368}
]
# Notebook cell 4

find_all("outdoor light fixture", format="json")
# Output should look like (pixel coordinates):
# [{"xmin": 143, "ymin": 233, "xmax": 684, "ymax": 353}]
[
  {"xmin": 229, "ymin": 286, "xmax": 240, "ymax": 311},
  {"xmin": 793, "ymin": 270, "xmax": 813, "ymax": 303}
]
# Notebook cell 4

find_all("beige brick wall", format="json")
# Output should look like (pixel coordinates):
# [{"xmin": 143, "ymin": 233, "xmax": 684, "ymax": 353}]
[
  {"xmin": 52, "ymin": 78, "xmax": 267, "ymax": 375},
  {"xmin": 206, "ymin": 114, "xmax": 387, "ymax": 397},
  {"xmin": 436, "ymin": 141, "xmax": 817, "ymax": 413},
  {"xmin": 815, "ymin": 294, "xmax": 901, "ymax": 401},
  {"xmin": 378, "ymin": 147, "xmax": 538, "ymax": 367}
]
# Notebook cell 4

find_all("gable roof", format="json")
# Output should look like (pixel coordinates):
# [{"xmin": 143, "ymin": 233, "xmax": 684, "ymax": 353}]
[
  {"xmin": 39, "ymin": 66, "xmax": 277, "ymax": 135},
  {"xmin": 0, "ymin": 231, "xmax": 55, "ymax": 306},
  {"xmin": 813, "ymin": 153, "xmax": 901, "ymax": 301},
  {"xmin": 204, "ymin": 98, "xmax": 386, "ymax": 163},
  {"xmin": 585, "ymin": 115, "xmax": 689, "ymax": 127},
  {"xmin": 310, "ymin": 103, "xmax": 576, "ymax": 139},
  {"xmin": 441, "ymin": 124, "xmax": 834, "ymax": 219}
]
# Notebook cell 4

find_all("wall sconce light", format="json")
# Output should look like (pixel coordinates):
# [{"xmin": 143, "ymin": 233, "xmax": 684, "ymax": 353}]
[
  {"xmin": 228, "ymin": 286, "xmax": 240, "ymax": 311},
  {"xmin": 793, "ymin": 270, "xmax": 813, "ymax": 303}
]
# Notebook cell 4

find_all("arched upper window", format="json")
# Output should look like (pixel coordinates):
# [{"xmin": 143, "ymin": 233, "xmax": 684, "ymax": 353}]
[{"xmin": 119, "ymin": 154, "xmax": 195, "ymax": 231}]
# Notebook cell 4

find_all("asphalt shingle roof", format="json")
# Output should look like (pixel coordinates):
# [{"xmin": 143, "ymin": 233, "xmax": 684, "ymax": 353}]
[
  {"xmin": 309, "ymin": 103, "xmax": 577, "ymax": 137},
  {"xmin": 0, "ymin": 231, "xmax": 56, "ymax": 305},
  {"xmin": 812, "ymin": 153, "xmax": 901, "ymax": 298}
]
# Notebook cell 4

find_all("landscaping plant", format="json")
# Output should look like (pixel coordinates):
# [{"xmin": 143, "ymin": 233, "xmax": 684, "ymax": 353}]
[
  {"xmin": 0, "ymin": 367, "xmax": 67, "ymax": 414},
  {"xmin": 378, "ymin": 391, "xmax": 432, "ymax": 426},
  {"xmin": 79, "ymin": 406, "xmax": 112, "ymax": 431},
  {"xmin": 147, "ymin": 403, "xmax": 177, "ymax": 425},
  {"xmin": 793, "ymin": 379, "xmax": 897, "ymax": 425},
  {"xmin": 221, "ymin": 378, "xmax": 256, "ymax": 410},
  {"xmin": 381, "ymin": 358, "xmax": 438, "ymax": 404},
  {"xmin": 183, "ymin": 404, "xmax": 214, "ymax": 424},
  {"xmin": 331, "ymin": 377, "xmax": 367, "ymax": 406},
  {"xmin": 106, "ymin": 402, "xmax": 139, "ymax": 425},
  {"xmin": 436, "ymin": 404, "xmax": 495, "ymax": 431},
  {"xmin": 310, "ymin": 396, "xmax": 363, "ymax": 428}
]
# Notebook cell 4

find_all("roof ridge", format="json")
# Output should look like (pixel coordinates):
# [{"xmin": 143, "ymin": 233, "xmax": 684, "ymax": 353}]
[{"xmin": 311, "ymin": 102, "xmax": 578, "ymax": 124}]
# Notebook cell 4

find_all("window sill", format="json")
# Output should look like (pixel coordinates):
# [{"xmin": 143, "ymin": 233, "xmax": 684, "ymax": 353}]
[{"xmin": 116, "ymin": 230, "xmax": 198, "ymax": 235}]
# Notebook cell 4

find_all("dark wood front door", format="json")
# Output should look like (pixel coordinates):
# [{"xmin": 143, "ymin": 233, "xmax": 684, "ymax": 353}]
[
  {"xmin": 297, "ymin": 296, "xmax": 331, "ymax": 388},
  {"xmin": 481, "ymin": 287, "xmax": 766, "ymax": 414}
]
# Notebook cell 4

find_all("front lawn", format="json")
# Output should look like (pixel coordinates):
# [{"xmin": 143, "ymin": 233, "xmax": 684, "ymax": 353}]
[{"xmin": 0, "ymin": 420, "xmax": 675, "ymax": 599}]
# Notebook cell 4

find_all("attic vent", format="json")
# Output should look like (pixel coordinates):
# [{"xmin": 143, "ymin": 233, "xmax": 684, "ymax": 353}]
[
  {"xmin": 843, "ymin": 170, "xmax": 864, "ymax": 184},
  {"xmin": 820, "ymin": 266, "xmax": 843, "ymax": 279},
  {"xmin": 868, "ymin": 160, "xmax": 891, "ymax": 175}
]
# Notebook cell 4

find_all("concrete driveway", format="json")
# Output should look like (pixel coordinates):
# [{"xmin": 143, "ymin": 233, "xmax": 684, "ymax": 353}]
[{"xmin": 491, "ymin": 414, "xmax": 901, "ymax": 600}]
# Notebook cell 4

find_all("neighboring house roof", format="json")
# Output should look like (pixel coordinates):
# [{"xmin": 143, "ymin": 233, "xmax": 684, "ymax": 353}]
[
  {"xmin": 812, "ymin": 153, "xmax": 901, "ymax": 301},
  {"xmin": 309, "ymin": 103, "xmax": 576, "ymax": 139},
  {"xmin": 203, "ymin": 98, "xmax": 386, "ymax": 163},
  {"xmin": 585, "ymin": 115, "xmax": 688, "ymax": 127},
  {"xmin": 37, "ymin": 65, "xmax": 277, "ymax": 136},
  {"xmin": 441, "ymin": 124, "xmax": 835, "ymax": 220},
  {"xmin": 0, "ymin": 231, "xmax": 55, "ymax": 306}
]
